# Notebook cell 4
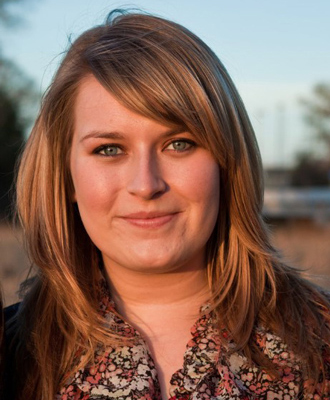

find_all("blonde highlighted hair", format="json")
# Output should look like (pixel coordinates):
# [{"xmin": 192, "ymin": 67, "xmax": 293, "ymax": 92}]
[{"xmin": 10, "ymin": 10, "xmax": 330, "ymax": 399}]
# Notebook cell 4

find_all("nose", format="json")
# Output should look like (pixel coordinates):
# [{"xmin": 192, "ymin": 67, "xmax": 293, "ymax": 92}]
[{"xmin": 126, "ymin": 152, "xmax": 167, "ymax": 200}]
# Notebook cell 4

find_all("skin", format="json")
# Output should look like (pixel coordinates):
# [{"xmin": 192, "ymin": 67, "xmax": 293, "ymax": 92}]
[{"xmin": 70, "ymin": 75, "xmax": 220, "ymax": 397}]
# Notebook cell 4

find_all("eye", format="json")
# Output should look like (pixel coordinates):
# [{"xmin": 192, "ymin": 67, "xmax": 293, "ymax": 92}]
[
  {"xmin": 96, "ymin": 145, "xmax": 124, "ymax": 157},
  {"xmin": 165, "ymin": 139, "xmax": 195, "ymax": 152}
]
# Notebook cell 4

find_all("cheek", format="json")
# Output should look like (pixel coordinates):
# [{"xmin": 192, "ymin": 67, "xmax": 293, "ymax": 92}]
[
  {"xmin": 183, "ymin": 160, "xmax": 220, "ymax": 208},
  {"xmin": 71, "ymin": 159, "xmax": 119, "ymax": 212},
  {"xmin": 200, "ymin": 167, "xmax": 220, "ymax": 222},
  {"xmin": 200, "ymin": 165, "xmax": 220, "ymax": 242},
  {"xmin": 193, "ymin": 162, "xmax": 220, "ymax": 242}
]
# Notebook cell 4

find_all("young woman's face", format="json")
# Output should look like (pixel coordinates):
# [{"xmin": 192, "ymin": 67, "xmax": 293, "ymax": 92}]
[{"xmin": 70, "ymin": 76, "xmax": 220, "ymax": 275}]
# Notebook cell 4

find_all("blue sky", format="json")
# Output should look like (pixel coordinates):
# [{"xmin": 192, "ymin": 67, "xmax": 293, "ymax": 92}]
[{"xmin": 2, "ymin": 0, "xmax": 330, "ymax": 166}]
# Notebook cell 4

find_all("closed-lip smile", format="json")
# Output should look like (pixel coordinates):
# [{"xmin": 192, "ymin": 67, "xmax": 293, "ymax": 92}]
[{"xmin": 119, "ymin": 211, "xmax": 180, "ymax": 228}]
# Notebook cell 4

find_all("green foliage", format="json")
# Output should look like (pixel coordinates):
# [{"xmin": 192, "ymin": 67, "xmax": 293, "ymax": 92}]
[
  {"xmin": 0, "ymin": 86, "xmax": 24, "ymax": 217},
  {"xmin": 0, "ymin": 0, "xmax": 38, "ymax": 218},
  {"xmin": 0, "ymin": 57, "xmax": 37, "ymax": 127},
  {"xmin": 0, "ymin": 59, "xmax": 37, "ymax": 218}
]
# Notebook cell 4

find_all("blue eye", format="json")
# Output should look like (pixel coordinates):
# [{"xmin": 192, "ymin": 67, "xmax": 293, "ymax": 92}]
[
  {"xmin": 98, "ymin": 145, "xmax": 123, "ymax": 156},
  {"xmin": 167, "ymin": 140, "xmax": 194, "ymax": 152}
]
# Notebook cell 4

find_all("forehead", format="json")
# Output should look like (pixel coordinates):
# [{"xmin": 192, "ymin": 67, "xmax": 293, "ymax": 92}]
[
  {"xmin": 74, "ymin": 76, "xmax": 138, "ymax": 135},
  {"xmin": 73, "ymin": 76, "xmax": 184, "ymax": 141}
]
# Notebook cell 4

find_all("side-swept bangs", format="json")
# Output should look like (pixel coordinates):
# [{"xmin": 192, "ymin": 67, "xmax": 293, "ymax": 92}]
[{"xmin": 82, "ymin": 13, "xmax": 259, "ymax": 177}]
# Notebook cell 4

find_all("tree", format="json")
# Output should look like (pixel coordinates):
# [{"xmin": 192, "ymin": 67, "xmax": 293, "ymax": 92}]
[
  {"xmin": 290, "ymin": 83, "xmax": 330, "ymax": 187},
  {"xmin": 0, "ymin": 0, "xmax": 32, "ymax": 26},
  {"xmin": 300, "ymin": 83, "xmax": 330, "ymax": 161},
  {"xmin": 0, "ymin": 87, "xmax": 24, "ymax": 215},
  {"xmin": 291, "ymin": 152, "xmax": 329, "ymax": 187},
  {"xmin": 0, "ymin": 0, "xmax": 38, "ymax": 218}
]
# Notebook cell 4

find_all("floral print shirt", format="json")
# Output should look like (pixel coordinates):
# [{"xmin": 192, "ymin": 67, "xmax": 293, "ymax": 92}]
[{"xmin": 58, "ymin": 280, "xmax": 330, "ymax": 400}]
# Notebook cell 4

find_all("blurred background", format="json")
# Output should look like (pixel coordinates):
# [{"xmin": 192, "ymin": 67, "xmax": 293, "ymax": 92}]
[{"xmin": 1, "ymin": 0, "xmax": 330, "ymax": 306}]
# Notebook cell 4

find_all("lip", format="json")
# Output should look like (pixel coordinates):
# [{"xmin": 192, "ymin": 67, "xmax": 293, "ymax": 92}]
[{"xmin": 119, "ymin": 211, "xmax": 180, "ymax": 228}]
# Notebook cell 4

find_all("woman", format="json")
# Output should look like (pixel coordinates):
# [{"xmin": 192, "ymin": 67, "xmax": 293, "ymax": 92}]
[{"xmin": 5, "ymin": 9, "xmax": 330, "ymax": 400}]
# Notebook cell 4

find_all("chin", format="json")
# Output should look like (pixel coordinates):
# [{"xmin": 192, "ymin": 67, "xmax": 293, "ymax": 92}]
[
  {"xmin": 104, "ymin": 252, "xmax": 190, "ymax": 275},
  {"xmin": 127, "ymin": 258, "xmax": 182, "ymax": 274}
]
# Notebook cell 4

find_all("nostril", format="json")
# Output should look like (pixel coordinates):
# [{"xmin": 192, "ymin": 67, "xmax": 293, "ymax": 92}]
[
  {"xmin": 126, "ymin": 162, "xmax": 167, "ymax": 200},
  {"xmin": 127, "ymin": 179, "xmax": 168, "ymax": 199}
]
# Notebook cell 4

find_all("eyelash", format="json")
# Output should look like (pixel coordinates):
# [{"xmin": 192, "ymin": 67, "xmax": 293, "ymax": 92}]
[
  {"xmin": 165, "ymin": 139, "xmax": 196, "ymax": 152},
  {"xmin": 94, "ymin": 139, "xmax": 196, "ymax": 157},
  {"xmin": 94, "ymin": 144, "xmax": 124, "ymax": 157}
]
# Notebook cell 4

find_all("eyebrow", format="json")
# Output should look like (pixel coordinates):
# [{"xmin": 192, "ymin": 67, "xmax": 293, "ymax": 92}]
[
  {"xmin": 80, "ymin": 131, "xmax": 125, "ymax": 143},
  {"xmin": 79, "ymin": 127, "xmax": 188, "ymax": 143}
]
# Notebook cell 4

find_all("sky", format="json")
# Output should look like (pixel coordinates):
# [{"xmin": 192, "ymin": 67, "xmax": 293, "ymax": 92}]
[{"xmin": 2, "ymin": 0, "xmax": 330, "ymax": 166}]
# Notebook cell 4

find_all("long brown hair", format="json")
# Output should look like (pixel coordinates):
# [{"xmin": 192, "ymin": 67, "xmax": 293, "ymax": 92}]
[{"xmin": 11, "ymin": 10, "xmax": 330, "ymax": 399}]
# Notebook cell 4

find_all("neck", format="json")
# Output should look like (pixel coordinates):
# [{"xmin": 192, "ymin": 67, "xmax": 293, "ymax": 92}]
[
  {"xmin": 104, "ymin": 261, "xmax": 212, "ymax": 398},
  {"xmin": 104, "ymin": 261, "xmax": 211, "ymax": 324}
]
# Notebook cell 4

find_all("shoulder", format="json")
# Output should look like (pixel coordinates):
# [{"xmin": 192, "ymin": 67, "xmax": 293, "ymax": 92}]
[
  {"xmin": 4, "ymin": 302, "xmax": 20, "ymax": 323},
  {"xmin": 2, "ymin": 302, "xmax": 21, "ymax": 400},
  {"xmin": 221, "ymin": 326, "xmax": 330, "ymax": 400},
  {"xmin": 4, "ymin": 302, "xmax": 21, "ymax": 342}
]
